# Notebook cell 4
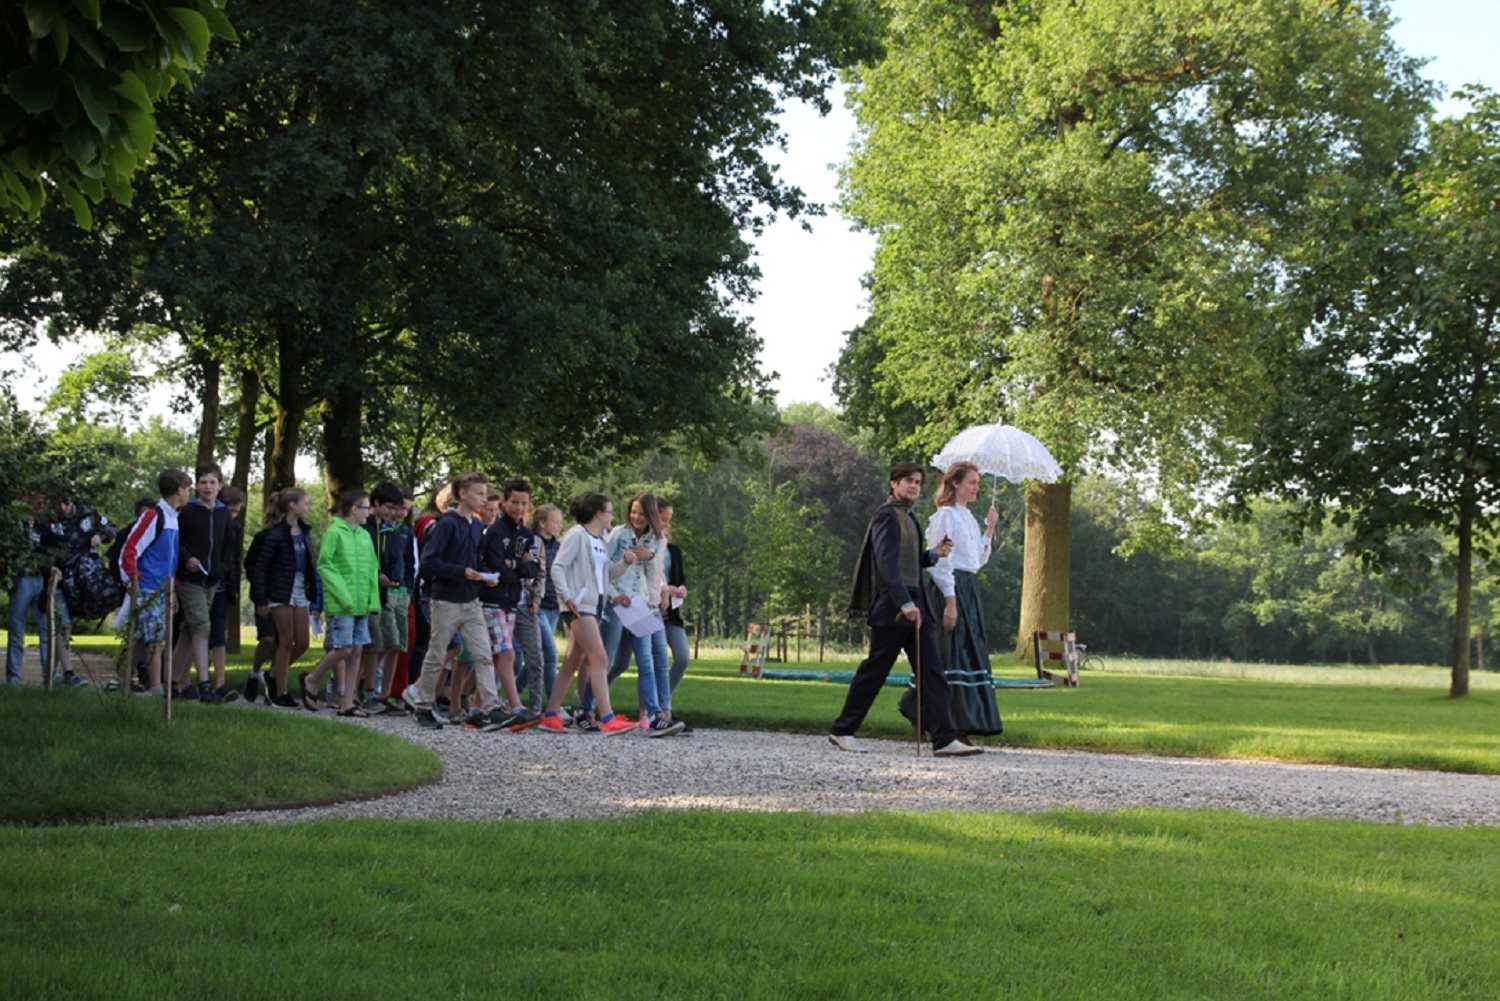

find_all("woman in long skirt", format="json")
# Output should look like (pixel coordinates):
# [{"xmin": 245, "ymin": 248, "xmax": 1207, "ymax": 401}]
[{"xmin": 926, "ymin": 461, "xmax": 1003, "ymax": 738}]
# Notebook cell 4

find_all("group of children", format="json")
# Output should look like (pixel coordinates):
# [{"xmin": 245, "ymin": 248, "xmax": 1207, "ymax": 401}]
[{"xmin": 110, "ymin": 466, "xmax": 692, "ymax": 737}]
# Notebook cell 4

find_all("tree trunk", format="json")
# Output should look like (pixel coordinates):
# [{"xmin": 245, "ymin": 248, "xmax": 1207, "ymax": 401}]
[
  {"xmin": 222, "ymin": 366, "xmax": 262, "ymax": 656},
  {"xmin": 321, "ymin": 382, "xmax": 365, "ymax": 506},
  {"xmin": 269, "ymin": 346, "xmax": 307, "ymax": 496},
  {"xmin": 261, "ymin": 425, "xmax": 276, "ymax": 513},
  {"xmin": 231, "ymin": 366, "xmax": 261, "ymax": 497},
  {"xmin": 1014, "ymin": 480, "xmax": 1071, "ymax": 664},
  {"xmin": 1451, "ymin": 500, "xmax": 1473, "ymax": 698},
  {"xmin": 196, "ymin": 353, "xmax": 221, "ymax": 469}
]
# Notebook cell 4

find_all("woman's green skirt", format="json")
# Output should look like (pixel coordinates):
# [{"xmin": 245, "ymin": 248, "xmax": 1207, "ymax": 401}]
[
  {"xmin": 899, "ymin": 570, "xmax": 1003, "ymax": 736},
  {"xmin": 940, "ymin": 570, "xmax": 1003, "ymax": 734}
]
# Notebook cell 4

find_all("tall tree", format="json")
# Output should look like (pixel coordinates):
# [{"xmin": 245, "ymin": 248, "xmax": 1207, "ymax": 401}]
[
  {"xmin": 835, "ymin": 0, "xmax": 1431, "ymax": 658},
  {"xmin": 1234, "ymin": 89, "xmax": 1500, "ymax": 697},
  {"xmin": 4, "ymin": 0, "xmax": 879, "ymax": 499}
]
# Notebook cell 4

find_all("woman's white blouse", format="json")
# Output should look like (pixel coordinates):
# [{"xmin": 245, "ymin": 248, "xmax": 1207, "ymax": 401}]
[{"xmin": 927, "ymin": 504, "xmax": 993, "ymax": 597}]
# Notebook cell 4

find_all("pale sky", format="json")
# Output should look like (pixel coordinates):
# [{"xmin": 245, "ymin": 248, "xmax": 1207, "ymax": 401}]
[{"xmin": 746, "ymin": 0, "xmax": 1500, "ymax": 408}]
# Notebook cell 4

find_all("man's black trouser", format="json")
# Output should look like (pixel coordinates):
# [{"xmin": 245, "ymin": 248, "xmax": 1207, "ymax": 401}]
[{"xmin": 832, "ymin": 593, "xmax": 956, "ymax": 746}]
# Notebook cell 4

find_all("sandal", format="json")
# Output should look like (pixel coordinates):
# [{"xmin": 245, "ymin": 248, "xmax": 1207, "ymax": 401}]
[
  {"xmin": 299, "ymin": 671, "xmax": 319, "ymax": 712},
  {"xmin": 338, "ymin": 705, "xmax": 369, "ymax": 718}
]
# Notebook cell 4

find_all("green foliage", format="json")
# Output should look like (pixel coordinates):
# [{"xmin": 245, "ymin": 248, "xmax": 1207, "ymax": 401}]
[
  {"xmin": 1236, "ymin": 88, "xmax": 1500, "ymax": 694},
  {"xmin": 743, "ymin": 477, "xmax": 841, "ymax": 619},
  {"xmin": 0, "ymin": 0, "xmax": 235, "ymax": 226},
  {"xmin": 44, "ymin": 344, "xmax": 145, "ymax": 427},
  {"xmin": 0, "ymin": 390, "xmax": 115, "ymax": 587},
  {"xmin": 2, "ymin": 0, "xmax": 879, "ymax": 492},
  {"xmin": 836, "ymin": 0, "xmax": 1432, "ymax": 514}
]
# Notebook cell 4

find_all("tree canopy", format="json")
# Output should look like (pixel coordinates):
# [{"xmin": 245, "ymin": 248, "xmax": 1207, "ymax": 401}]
[
  {"xmin": 0, "ymin": 0, "xmax": 234, "ymax": 225},
  {"xmin": 833, "ymin": 0, "xmax": 1432, "ymax": 652},
  {"xmin": 1, "ymin": 0, "xmax": 881, "ymax": 504},
  {"xmin": 1234, "ymin": 88, "xmax": 1500, "ymax": 696}
]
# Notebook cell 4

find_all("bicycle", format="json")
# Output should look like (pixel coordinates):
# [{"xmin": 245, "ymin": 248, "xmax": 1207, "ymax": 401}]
[{"xmin": 1076, "ymin": 643, "xmax": 1105, "ymax": 671}]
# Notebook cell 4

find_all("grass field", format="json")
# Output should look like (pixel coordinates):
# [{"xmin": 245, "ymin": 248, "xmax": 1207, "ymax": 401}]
[
  {"xmin": 0, "ymin": 686, "xmax": 440, "ymax": 825},
  {"xmin": 3, "ymin": 811, "xmax": 1498, "ymax": 999},
  {"xmin": 5, "ymin": 632, "xmax": 1499, "ymax": 998}
]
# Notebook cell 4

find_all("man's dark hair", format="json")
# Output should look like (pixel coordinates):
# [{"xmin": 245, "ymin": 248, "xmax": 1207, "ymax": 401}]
[
  {"xmin": 371, "ymin": 481, "xmax": 405, "ymax": 507},
  {"xmin": 888, "ymin": 461, "xmax": 925, "ymax": 485},
  {"xmin": 157, "ymin": 469, "xmax": 192, "ymax": 497},
  {"xmin": 194, "ymin": 462, "xmax": 223, "ymax": 481},
  {"xmin": 503, "ymin": 478, "xmax": 532, "ymax": 500}
]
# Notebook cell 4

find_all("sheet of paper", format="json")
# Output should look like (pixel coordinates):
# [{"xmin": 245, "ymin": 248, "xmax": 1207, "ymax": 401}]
[{"xmin": 613, "ymin": 599, "xmax": 664, "ymax": 637}]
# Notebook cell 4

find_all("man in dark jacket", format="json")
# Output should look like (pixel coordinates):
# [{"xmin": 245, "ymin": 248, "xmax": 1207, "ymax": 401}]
[
  {"xmin": 405, "ymin": 471, "xmax": 505, "ymax": 730},
  {"xmin": 173, "ymin": 463, "xmax": 232, "ymax": 703},
  {"xmin": 358, "ymin": 481, "xmax": 409, "ymax": 713},
  {"xmin": 829, "ymin": 462, "xmax": 980, "ymax": 757},
  {"xmin": 479, "ymin": 478, "xmax": 542, "ymax": 723}
]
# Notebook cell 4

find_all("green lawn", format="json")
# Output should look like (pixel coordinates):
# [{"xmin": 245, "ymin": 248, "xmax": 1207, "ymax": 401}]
[
  {"xmin": 671, "ymin": 656, "xmax": 1500, "ymax": 774},
  {"xmin": 6, "ymin": 636, "xmax": 1500, "ymax": 998},
  {"xmin": 0, "ymin": 686, "xmax": 439, "ymax": 825},
  {"xmin": 3, "ymin": 811, "xmax": 1497, "ymax": 999}
]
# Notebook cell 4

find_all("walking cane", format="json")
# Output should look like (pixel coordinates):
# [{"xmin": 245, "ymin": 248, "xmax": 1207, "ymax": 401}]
[
  {"xmin": 121, "ymin": 579, "xmax": 138, "ymax": 697},
  {"xmin": 164, "ymin": 578, "xmax": 175, "ymax": 725},
  {"xmin": 45, "ymin": 568, "xmax": 60, "ymax": 691},
  {"xmin": 913, "ymin": 607, "xmax": 923, "ymax": 758}
]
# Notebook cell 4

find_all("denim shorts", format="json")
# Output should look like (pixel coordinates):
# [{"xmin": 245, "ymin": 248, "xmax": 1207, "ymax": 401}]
[{"xmin": 324, "ymin": 614, "xmax": 371, "ymax": 651}]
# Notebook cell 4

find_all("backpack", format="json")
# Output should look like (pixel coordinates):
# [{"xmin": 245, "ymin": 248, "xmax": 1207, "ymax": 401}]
[{"xmin": 59, "ymin": 551, "xmax": 127, "ymax": 620}]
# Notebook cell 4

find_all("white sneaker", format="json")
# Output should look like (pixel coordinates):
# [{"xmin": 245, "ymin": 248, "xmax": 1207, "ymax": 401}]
[
  {"xmin": 827, "ymin": 733, "xmax": 865, "ymax": 753},
  {"xmin": 401, "ymin": 683, "xmax": 421, "ymax": 713},
  {"xmin": 933, "ymin": 740, "xmax": 983, "ymax": 757}
]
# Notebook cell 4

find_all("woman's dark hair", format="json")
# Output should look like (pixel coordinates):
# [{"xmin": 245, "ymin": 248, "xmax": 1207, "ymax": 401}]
[{"xmin": 569, "ymin": 493, "xmax": 611, "ymax": 524}]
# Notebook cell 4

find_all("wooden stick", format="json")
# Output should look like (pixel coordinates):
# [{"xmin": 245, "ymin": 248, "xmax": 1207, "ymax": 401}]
[
  {"xmin": 45, "ymin": 568, "xmax": 60, "ymax": 691},
  {"xmin": 164, "ymin": 579, "xmax": 175, "ymax": 725},
  {"xmin": 914, "ymin": 610, "xmax": 923, "ymax": 758}
]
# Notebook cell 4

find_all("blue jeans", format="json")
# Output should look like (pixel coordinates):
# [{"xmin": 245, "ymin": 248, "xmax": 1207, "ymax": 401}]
[
  {"xmin": 518, "ymin": 607, "xmax": 559, "ymax": 703},
  {"xmin": 6, "ymin": 573, "xmax": 51, "ymax": 683},
  {"xmin": 666, "ymin": 621, "xmax": 690, "ymax": 693},
  {"xmin": 582, "ymin": 606, "xmax": 670, "ymax": 717}
]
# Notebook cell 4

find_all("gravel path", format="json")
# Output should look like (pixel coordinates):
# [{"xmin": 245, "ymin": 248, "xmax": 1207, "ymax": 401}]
[{"xmin": 147, "ymin": 712, "xmax": 1500, "ymax": 829}]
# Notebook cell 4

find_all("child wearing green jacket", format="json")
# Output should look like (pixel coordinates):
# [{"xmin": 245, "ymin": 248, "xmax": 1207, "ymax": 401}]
[{"xmin": 299, "ymin": 489, "xmax": 380, "ymax": 716}]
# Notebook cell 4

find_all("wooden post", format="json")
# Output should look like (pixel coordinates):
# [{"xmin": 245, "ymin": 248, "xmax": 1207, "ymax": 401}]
[
  {"xmin": 164, "ymin": 579, "xmax": 175, "ymax": 725},
  {"xmin": 44, "ymin": 568, "xmax": 59, "ymax": 691}
]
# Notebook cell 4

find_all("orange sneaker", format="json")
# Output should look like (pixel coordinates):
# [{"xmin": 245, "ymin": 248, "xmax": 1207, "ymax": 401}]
[
  {"xmin": 539, "ymin": 713, "xmax": 568, "ymax": 734},
  {"xmin": 599, "ymin": 714, "xmax": 637, "ymax": 736}
]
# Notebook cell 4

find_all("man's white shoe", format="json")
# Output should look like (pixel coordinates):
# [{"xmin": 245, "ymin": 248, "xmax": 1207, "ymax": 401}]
[
  {"xmin": 827, "ymin": 733, "xmax": 865, "ymax": 753},
  {"xmin": 932, "ymin": 740, "xmax": 983, "ymax": 757}
]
